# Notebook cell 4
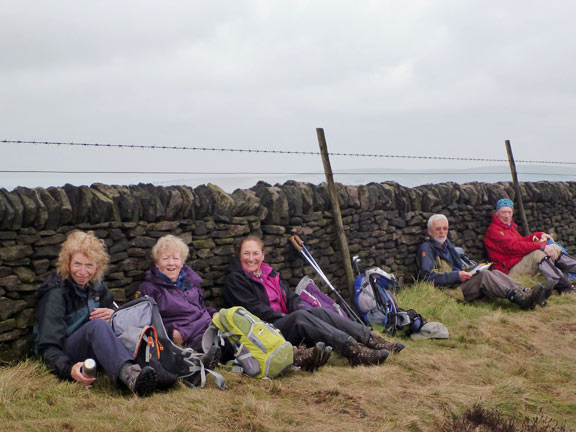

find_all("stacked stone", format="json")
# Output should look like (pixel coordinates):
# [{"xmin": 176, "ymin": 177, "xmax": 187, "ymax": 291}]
[{"xmin": 1, "ymin": 180, "xmax": 576, "ymax": 362}]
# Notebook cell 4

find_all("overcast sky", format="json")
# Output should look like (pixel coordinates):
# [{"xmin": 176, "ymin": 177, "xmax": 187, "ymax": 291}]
[{"xmin": 1, "ymin": 1, "xmax": 575, "ymax": 192}]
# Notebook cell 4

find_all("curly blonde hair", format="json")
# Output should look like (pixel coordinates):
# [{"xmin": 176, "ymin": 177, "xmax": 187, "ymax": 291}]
[
  {"xmin": 57, "ymin": 231, "xmax": 109, "ymax": 281},
  {"xmin": 151, "ymin": 235, "xmax": 190, "ymax": 263}
]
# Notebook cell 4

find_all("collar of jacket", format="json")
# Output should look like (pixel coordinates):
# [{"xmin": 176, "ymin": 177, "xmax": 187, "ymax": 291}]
[{"xmin": 491, "ymin": 212, "xmax": 516, "ymax": 230}]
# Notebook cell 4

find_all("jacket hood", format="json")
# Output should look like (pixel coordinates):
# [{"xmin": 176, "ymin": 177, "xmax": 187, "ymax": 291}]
[
  {"xmin": 145, "ymin": 264, "xmax": 202, "ymax": 288},
  {"xmin": 38, "ymin": 272, "xmax": 101, "ymax": 300},
  {"xmin": 227, "ymin": 257, "xmax": 278, "ymax": 278}
]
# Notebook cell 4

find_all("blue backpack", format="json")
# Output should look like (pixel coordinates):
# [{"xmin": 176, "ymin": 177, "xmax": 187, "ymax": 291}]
[{"xmin": 354, "ymin": 268, "xmax": 424, "ymax": 335}]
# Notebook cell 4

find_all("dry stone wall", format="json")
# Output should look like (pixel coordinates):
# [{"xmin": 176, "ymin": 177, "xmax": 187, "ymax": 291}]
[{"xmin": 1, "ymin": 180, "xmax": 575, "ymax": 362}]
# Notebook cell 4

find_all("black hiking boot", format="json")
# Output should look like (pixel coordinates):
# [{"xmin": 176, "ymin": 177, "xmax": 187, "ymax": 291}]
[
  {"xmin": 537, "ymin": 279, "xmax": 556, "ymax": 307},
  {"xmin": 508, "ymin": 284, "xmax": 544, "ymax": 310},
  {"xmin": 343, "ymin": 342, "xmax": 389, "ymax": 367},
  {"xmin": 293, "ymin": 342, "xmax": 330, "ymax": 372},
  {"xmin": 120, "ymin": 363, "xmax": 157, "ymax": 397},
  {"xmin": 366, "ymin": 331, "xmax": 405, "ymax": 354}
]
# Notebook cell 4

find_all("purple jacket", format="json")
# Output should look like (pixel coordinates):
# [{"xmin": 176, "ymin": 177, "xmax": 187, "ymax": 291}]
[{"xmin": 136, "ymin": 265, "xmax": 216, "ymax": 349}]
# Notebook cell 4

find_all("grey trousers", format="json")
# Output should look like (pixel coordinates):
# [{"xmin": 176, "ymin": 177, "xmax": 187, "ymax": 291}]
[
  {"xmin": 273, "ymin": 308, "xmax": 370, "ymax": 356},
  {"xmin": 459, "ymin": 270, "xmax": 523, "ymax": 302},
  {"xmin": 510, "ymin": 250, "xmax": 576, "ymax": 291}
]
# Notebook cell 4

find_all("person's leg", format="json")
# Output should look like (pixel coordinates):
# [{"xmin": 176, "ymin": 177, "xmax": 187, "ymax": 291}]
[
  {"xmin": 63, "ymin": 319, "xmax": 133, "ymax": 383},
  {"xmin": 509, "ymin": 250, "xmax": 546, "ymax": 277},
  {"xmin": 274, "ymin": 310, "xmax": 353, "ymax": 354},
  {"xmin": 304, "ymin": 307, "xmax": 404, "ymax": 353},
  {"xmin": 555, "ymin": 253, "xmax": 576, "ymax": 274},
  {"xmin": 539, "ymin": 256, "xmax": 574, "ymax": 292}
]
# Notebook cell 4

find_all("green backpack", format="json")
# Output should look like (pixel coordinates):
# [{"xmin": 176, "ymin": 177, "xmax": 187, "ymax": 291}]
[{"xmin": 210, "ymin": 306, "xmax": 293, "ymax": 379}]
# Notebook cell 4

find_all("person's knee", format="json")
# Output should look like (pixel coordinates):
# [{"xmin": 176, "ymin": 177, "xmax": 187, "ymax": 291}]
[
  {"xmin": 85, "ymin": 318, "xmax": 113, "ymax": 337},
  {"xmin": 530, "ymin": 249, "xmax": 547, "ymax": 261}
]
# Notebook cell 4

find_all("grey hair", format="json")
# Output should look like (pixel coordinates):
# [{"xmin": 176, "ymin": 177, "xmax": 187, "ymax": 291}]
[
  {"xmin": 427, "ymin": 214, "xmax": 449, "ymax": 229},
  {"xmin": 151, "ymin": 234, "xmax": 190, "ymax": 262}
]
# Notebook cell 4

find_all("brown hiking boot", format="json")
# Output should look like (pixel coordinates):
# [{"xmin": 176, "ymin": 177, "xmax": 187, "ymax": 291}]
[
  {"xmin": 508, "ymin": 284, "xmax": 544, "ymax": 310},
  {"xmin": 366, "ymin": 331, "xmax": 405, "ymax": 353},
  {"xmin": 343, "ymin": 342, "xmax": 389, "ymax": 367},
  {"xmin": 293, "ymin": 342, "xmax": 331, "ymax": 372}
]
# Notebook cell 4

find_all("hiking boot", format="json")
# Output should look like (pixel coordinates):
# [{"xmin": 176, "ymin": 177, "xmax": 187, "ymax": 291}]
[
  {"xmin": 293, "ymin": 342, "xmax": 328, "ymax": 372},
  {"xmin": 200, "ymin": 345, "xmax": 222, "ymax": 370},
  {"xmin": 537, "ymin": 279, "xmax": 556, "ymax": 307},
  {"xmin": 508, "ymin": 285, "xmax": 544, "ymax": 310},
  {"xmin": 343, "ymin": 342, "xmax": 389, "ymax": 367},
  {"xmin": 119, "ymin": 363, "xmax": 157, "ymax": 397},
  {"xmin": 366, "ymin": 331, "xmax": 405, "ymax": 354},
  {"xmin": 318, "ymin": 344, "xmax": 333, "ymax": 368}
]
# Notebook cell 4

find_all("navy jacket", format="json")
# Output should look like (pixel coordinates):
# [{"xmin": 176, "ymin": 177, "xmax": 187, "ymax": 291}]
[{"xmin": 417, "ymin": 237, "xmax": 464, "ymax": 287}]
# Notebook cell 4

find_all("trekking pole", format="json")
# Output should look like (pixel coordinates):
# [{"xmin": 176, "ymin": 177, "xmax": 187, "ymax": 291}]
[
  {"xmin": 351, "ymin": 255, "xmax": 362, "ymax": 276},
  {"xmin": 290, "ymin": 235, "xmax": 365, "ymax": 325}
]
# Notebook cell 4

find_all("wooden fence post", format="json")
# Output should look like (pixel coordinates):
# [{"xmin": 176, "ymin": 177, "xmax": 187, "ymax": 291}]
[
  {"xmin": 316, "ymin": 128, "xmax": 356, "ymax": 298},
  {"xmin": 505, "ymin": 140, "xmax": 530, "ymax": 235}
]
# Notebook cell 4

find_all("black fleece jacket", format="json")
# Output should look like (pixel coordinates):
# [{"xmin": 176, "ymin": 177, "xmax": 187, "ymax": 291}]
[
  {"xmin": 224, "ymin": 258, "xmax": 305, "ymax": 323},
  {"xmin": 34, "ymin": 272, "xmax": 113, "ymax": 380}
]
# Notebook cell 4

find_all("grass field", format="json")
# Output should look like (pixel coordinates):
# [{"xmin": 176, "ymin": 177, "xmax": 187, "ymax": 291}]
[{"xmin": 1, "ymin": 281, "xmax": 575, "ymax": 432}]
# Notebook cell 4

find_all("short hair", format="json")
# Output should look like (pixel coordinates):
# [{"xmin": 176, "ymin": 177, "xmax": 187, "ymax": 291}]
[
  {"xmin": 427, "ymin": 214, "xmax": 449, "ymax": 230},
  {"xmin": 238, "ymin": 234, "xmax": 265, "ymax": 257},
  {"xmin": 151, "ymin": 235, "xmax": 190, "ymax": 262},
  {"xmin": 57, "ymin": 230, "xmax": 109, "ymax": 281}
]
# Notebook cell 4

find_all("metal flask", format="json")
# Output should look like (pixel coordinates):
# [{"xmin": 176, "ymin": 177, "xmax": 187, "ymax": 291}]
[{"xmin": 81, "ymin": 358, "xmax": 97, "ymax": 378}]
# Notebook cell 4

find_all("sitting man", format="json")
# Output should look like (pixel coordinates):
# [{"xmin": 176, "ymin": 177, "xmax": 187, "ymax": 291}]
[
  {"xmin": 418, "ymin": 214, "xmax": 550, "ymax": 310},
  {"xmin": 484, "ymin": 199, "xmax": 576, "ymax": 293}
]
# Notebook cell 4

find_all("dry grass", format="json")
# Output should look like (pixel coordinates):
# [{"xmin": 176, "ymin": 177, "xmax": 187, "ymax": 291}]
[{"xmin": 1, "ymin": 282, "xmax": 575, "ymax": 432}]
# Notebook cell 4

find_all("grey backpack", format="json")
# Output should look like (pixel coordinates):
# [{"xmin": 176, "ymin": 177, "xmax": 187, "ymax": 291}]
[{"xmin": 110, "ymin": 296, "xmax": 226, "ymax": 390}]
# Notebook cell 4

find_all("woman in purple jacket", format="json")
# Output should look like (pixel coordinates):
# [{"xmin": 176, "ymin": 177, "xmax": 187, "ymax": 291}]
[{"xmin": 136, "ymin": 235, "xmax": 216, "ymax": 353}]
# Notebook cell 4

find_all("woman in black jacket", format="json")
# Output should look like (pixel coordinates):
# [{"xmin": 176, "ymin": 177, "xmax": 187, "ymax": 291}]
[
  {"xmin": 35, "ymin": 230, "xmax": 157, "ymax": 396},
  {"xmin": 224, "ymin": 235, "xmax": 404, "ymax": 369}
]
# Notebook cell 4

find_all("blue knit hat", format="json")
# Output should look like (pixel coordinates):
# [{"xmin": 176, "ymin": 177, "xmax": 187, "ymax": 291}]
[{"xmin": 496, "ymin": 198, "xmax": 514, "ymax": 210}]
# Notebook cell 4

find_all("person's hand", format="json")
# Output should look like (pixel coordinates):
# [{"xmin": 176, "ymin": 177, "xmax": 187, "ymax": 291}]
[
  {"xmin": 90, "ymin": 308, "xmax": 114, "ymax": 322},
  {"xmin": 459, "ymin": 271, "xmax": 473, "ymax": 281},
  {"xmin": 71, "ymin": 362, "xmax": 96, "ymax": 388},
  {"xmin": 544, "ymin": 244, "xmax": 560, "ymax": 261},
  {"xmin": 541, "ymin": 233, "xmax": 553, "ymax": 241},
  {"xmin": 173, "ymin": 329, "xmax": 184, "ymax": 346}
]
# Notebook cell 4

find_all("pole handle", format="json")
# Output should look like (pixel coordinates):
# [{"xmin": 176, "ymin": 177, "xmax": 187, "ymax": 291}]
[{"xmin": 289, "ymin": 234, "xmax": 304, "ymax": 252}]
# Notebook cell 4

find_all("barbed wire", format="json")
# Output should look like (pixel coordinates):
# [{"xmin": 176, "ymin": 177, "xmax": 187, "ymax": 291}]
[
  {"xmin": 3, "ymin": 139, "xmax": 576, "ymax": 165},
  {"xmin": 1, "ymin": 169, "xmax": 575, "ymax": 177}
]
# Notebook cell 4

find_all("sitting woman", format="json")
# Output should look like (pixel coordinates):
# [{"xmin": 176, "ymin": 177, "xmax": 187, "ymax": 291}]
[
  {"xmin": 224, "ymin": 235, "xmax": 405, "ymax": 369},
  {"xmin": 35, "ymin": 231, "xmax": 157, "ymax": 396},
  {"xmin": 135, "ymin": 234, "xmax": 222, "ymax": 367}
]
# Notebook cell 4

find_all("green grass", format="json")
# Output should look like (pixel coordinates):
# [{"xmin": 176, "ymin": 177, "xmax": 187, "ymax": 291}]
[{"xmin": 1, "ymin": 282, "xmax": 575, "ymax": 432}]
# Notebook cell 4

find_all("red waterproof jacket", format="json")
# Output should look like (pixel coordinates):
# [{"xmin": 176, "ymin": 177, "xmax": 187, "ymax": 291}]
[{"xmin": 484, "ymin": 213, "xmax": 546, "ymax": 273}]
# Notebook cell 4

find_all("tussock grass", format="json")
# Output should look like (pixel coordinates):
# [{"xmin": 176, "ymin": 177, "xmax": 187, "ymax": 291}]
[{"xmin": 1, "ymin": 282, "xmax": 575, "ymax": 432}]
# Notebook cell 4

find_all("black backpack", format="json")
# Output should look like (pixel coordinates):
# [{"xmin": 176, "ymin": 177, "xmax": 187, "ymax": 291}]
[{"xmin": 110, "ymin": 296, "xmax": 226, "ymax": 390}]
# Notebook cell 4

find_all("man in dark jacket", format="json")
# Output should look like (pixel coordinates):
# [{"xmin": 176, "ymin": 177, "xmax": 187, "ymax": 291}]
[
  {"xmin": 418, "ymin": 214, "xmax": 549, "ymax": 310},
  {"xmin": 35, "ymin": 231, "xmax": 157, "ymax": 396}
]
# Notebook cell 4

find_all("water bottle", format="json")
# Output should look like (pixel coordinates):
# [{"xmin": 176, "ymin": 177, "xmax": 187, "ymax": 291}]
[{"xmin": 81, "ymin": 358, "xmax": 97, "ymax": 378}]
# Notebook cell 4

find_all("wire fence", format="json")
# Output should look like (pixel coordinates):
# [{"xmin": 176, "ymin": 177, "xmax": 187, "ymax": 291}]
[
  {"xmin": 3, "ymin": 139, "xmax": 576, "ymax": 166},
  {"xmin": 2, "ymin": 139, "xmax": 576, "ymax": 181}
]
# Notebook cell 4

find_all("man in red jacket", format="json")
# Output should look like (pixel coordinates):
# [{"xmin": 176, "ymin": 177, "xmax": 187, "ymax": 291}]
[{"xmin": 484, "ymin": 198, "xmax": 576, "ymax": 293}]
